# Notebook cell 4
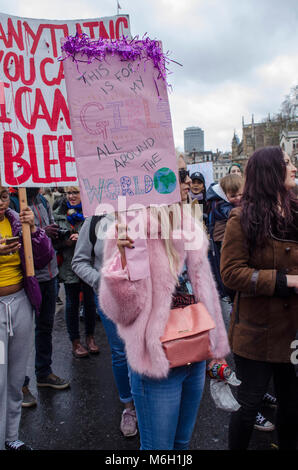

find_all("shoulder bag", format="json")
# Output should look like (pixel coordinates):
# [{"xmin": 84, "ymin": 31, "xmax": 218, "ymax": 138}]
[{"xmin": 160, "ymin": 302, "xmax": 215, "ymax": 368}]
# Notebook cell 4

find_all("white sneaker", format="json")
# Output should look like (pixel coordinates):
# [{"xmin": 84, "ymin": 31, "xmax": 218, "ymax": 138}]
[
  {"xmin": 254, "ymin": 412, "xmax": 275, "ymax": 432},
  {"xmin": 120, "ymin": 409, "xmax": 138, "ymax": 437},
  {"xmin": 5, "ymin": 440, "xmax": 33, "ymax": 450}
]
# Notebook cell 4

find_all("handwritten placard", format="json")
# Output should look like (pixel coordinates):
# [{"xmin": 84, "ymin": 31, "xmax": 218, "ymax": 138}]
[
  {"xmin": 187, "ymin": 162, "xmax": 214, "ymax": 192},
  {"xmin": 0, "ymin": 12, "xmax": 130, "ymax": 187},
  {"xmin": 62, "ymin": 40, "xmax": 181, "ymax": 216}
]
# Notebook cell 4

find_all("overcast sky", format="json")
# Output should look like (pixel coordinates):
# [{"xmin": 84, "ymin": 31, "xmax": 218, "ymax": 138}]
[{"xmin": 1, "ymin": 0, "xmax": 297, "ymax": 152}]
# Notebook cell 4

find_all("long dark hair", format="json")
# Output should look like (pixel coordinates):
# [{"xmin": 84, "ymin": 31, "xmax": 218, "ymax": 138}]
[{"xmin": 241, "ymin": 146, "xmax": 296, "ymax": 249}]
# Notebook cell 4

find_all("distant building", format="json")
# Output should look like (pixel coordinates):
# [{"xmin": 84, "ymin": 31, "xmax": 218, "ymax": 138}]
[
  {"xmin": 231, "ymin": 114, "xmax": 298, "ymax": 170},
  {"xmin": 213, "ymin": 160, "xmax": 232, "ymax": 182},
  {"xmin": 185, "ymin": 149, "xmax": 232, "ymax": 183},
  {"xmin": 280, "ymin": 130, "xmax": 298, "ymax": 165},
  {"xmin": 185, "ymin": 150, "xmax": 215, "ymax": 164},
  {"xmin": 184, "ymin": 127, "xmax": 204, "ymax": 153}
]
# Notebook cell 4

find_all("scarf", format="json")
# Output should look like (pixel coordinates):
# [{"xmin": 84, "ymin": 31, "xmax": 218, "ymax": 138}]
[
  {"xmin": 190, "ymin": 191, "xmax": 204, "ymax": 201},
  {"xmin": 66, "ymin": 201, "xmax": 85, "ymax": 226}
]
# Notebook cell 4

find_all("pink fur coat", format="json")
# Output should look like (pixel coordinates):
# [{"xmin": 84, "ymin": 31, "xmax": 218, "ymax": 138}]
[{"xmin": 99, "ymin": 221, "xmax": 230, "ymax": 379}]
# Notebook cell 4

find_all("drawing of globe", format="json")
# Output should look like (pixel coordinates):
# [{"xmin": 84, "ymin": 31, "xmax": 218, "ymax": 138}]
[{"xmin": 153, "ymin": 167, "xmax": 177, "ymax": 194}]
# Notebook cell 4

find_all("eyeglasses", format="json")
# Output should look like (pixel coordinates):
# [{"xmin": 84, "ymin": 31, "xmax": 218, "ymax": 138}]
[
  {"xmin": 0, "ymin": 191, "xmax": 9, "ymax": 202},
  {"xmin": 66, "ymin": 191, "xmax": 80, "ymax": 196},
  {"xmin": 178, "ymin": 169, "xmax": 190, "ymax": 183}
]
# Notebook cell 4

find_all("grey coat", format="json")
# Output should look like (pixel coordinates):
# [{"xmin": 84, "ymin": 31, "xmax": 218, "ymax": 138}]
[
  {"xmin": 30, "ymin": 194, "xmax": 58, "ymax": 282},
  {"xmin": 71, "ymin": 216, "xmax": 112, "ymax": 292}
]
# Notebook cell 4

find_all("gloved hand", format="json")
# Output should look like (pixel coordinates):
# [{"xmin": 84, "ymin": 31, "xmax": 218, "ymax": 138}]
[{"xmin": 44, "ymin": 224, "xmax": 59, "ymax": 239}]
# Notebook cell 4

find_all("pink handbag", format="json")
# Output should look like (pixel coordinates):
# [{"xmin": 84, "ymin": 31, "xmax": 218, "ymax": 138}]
[{"xmin": 160, "ymin": 302, "xmax": 216, "ymax": 368}]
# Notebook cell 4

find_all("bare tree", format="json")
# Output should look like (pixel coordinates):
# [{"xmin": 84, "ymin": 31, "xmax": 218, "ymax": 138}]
[{"xmin": 281, "ymin": 85, "xmax": 298, "ymax": 120}]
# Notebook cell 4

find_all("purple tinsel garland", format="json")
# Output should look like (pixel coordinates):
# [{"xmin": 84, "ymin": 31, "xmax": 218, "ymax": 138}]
[{"xmin": 59, "ymin": 33, "xmax": 181, "ymax": 92}]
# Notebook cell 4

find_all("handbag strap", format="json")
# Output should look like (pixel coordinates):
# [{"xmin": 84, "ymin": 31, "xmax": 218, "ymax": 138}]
[{"xmin": 171, "ymin": 293, "xmax": 196, "ymax": 310}]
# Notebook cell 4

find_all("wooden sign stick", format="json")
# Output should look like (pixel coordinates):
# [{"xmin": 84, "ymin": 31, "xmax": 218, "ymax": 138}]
[{"xmin": 18, "ymin": 187, "xmax": 35, "ymax": 277}]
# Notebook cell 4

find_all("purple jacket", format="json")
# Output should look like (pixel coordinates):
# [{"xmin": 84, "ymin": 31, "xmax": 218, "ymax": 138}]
[{"xmin": 5, "ymin": 208, "xmax": 54, "ymax": 314}]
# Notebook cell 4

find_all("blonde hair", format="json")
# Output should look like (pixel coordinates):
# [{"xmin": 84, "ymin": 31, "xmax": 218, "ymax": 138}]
[
  {"xmin": 164, "ymin": 152, "xmax": 187, "ymax": 279},
  {"xmin": 149, "ymin": 204, "xmax": 181, "ymax": 281},
  {"xmin": 149, "ymin": 153, "xmax": 188, "ymax": 281},
  {"xmin": 64, "ymin": 186, "xmax": 80, "ymax": 192}
]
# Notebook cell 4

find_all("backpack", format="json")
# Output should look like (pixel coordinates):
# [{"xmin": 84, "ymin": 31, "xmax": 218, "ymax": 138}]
[
  {"xmin": 39, "ymin": 193, "xmax": 48, "ymax": 211},
  {"xmin": 89, "ymin": 215, "xmax": 104, "ymax": 258},
  {"xmin": 9, "ymin": 194, "xmax": 20, "ymax": 213},
  {"xmin": 9, "ymin": 192, "xmax": 47, "ymax": 214}
]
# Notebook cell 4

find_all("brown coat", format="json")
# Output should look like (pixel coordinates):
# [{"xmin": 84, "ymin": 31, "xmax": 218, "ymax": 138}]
[{"xmin": 220, "ymin": 207, "xmax": 298, "ymax": 363}]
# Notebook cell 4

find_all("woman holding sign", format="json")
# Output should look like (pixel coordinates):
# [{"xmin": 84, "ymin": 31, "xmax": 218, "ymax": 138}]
[
  {"xmin": 0, "ymin": 185, "xmax": 53, "ymax": 451},
  {"xmin": 99, "ymin": 155, "xmax": 229, "ymax": 450}
]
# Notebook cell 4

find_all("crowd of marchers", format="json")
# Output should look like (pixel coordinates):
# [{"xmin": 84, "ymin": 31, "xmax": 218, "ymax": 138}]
[{"xmin": 0, "ymin": 146, "xmax": 297, "ymax": 451}]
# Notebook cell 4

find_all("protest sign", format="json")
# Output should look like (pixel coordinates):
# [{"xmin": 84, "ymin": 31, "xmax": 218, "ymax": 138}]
[
  {"xmin": 62, "ymin": 35, "xmax": 181, "ymax": 216},
  {"xmin": 0, "ymin": 11, "xmax": 131, "ymax": 187}
]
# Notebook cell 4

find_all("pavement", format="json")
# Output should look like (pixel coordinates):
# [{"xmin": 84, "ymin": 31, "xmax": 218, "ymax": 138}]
[{"xmin": 19, "ymin": 291, "xmax": 280, "ymax": 451}]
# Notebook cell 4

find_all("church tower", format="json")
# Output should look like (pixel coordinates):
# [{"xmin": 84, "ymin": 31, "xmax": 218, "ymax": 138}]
[{"xmin": 231, "ymin": 131, "xmax": 239, "ymax": 160}]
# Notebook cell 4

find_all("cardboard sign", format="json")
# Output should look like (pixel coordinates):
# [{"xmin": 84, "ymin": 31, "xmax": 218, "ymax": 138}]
[
  {"xmin": 187, "ymin": 162, "xmax": 214, "ymax": 192},
  {"xmin": 0, "ymin": 12, "xmax": 130, "ymax": 187},
  {"xmin": 62, "ymin": 41, "xmax": 181, "ymax": 216}
]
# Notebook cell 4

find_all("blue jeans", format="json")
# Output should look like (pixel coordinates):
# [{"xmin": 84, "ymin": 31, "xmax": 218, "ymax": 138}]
[
  {"xmin": 64, "ymin": 282, "xmax": 96, "ymax": 342},
  {"xmin": 98, "ymin": 308, "xmax": 132, "ymax": 403},
  {"xmin": 93, "ymin": 292, "xmax": 101, "ymax": 317},
  {"xmin": 129, "ymin": 361, "xmax": 206, "ymax": 450},
  {"xmin": 35, "ymin": 277, "xmax": 57, "ymax": 380}
]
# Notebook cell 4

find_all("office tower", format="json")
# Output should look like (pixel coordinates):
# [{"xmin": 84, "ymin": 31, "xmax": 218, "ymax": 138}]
[{"xmin": 184, "ymin": 126, "xmax": 204, "ymax": 153}]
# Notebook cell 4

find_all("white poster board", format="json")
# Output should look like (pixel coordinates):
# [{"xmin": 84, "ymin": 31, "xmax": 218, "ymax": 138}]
[
  {"xmin": 0, "ymin": 12, "xmax": 131, "ymax": 187},
  {"xmin": 187, "ymin": 162, "xmax": 214, "ymax": 191}
]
